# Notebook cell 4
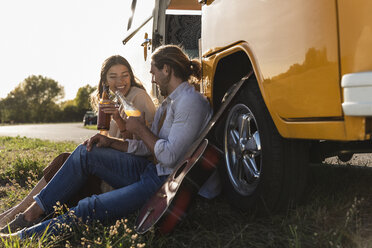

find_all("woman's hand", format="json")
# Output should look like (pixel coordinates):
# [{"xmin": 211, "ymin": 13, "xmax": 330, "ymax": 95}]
[
  {"xmin": 99, "ymin": 100, "xmax": 122, "ymax": 121},
  {"xmin": 83, "ymin": 133, "xmax": 113, "ymax": 151}
]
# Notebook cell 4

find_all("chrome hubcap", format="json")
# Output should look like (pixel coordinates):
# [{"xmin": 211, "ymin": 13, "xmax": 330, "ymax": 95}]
[{"xmin": 224, "ymin": 104, "xmax": 262, "ymax": 196}]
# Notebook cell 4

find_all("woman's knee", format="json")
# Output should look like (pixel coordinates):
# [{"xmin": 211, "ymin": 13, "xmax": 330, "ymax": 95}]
[
  {"xmin": 71, "ymin": 144, "xmax": 88, "ymax": 163},
  {"xmin": 75, "ymin": 144, "xmax": 87, "ymax": 154},
  {"xmin": 43, "ymin": 153, "xmax": 71, "ymax": 182}
]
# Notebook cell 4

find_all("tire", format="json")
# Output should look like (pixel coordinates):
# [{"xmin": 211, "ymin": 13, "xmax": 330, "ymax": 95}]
[{"xmin": 220, "ymin": 78, "xmax": 309, "ymax": 214}]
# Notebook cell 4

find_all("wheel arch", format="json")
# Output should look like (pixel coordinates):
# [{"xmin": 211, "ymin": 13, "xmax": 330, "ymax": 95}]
[{"xmin": 204, "ymin": 42, "xmax": 273, "ymax": 123}]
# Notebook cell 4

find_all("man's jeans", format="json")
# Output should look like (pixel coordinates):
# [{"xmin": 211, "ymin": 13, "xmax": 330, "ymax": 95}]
[{"xmin": 19, "ymin": 144, "xmax": 167, "ymax": 238}]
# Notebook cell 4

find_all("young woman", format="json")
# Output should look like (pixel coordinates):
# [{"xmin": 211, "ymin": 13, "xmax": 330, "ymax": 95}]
[
  {"xmin": 92, "ymin": 55, "xmax": 156, "ymax": 139},
  {"xmin": 0, "ymin": 55, "xmax": 156, "ymax": 230}
]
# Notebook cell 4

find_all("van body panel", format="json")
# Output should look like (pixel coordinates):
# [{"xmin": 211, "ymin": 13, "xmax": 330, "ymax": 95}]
[
  {"xmin": 338, "ymin": 0, "xmax": 372, "ymax": 75},
  {"xmin": 201, "ymin": 0, "xmax": 371, "ymax": 140},
  {"xmin": 202, "ymin": 0, "xmax": 342, "ymax": 119},
  {"xmin": 202, "ymin": 41, "xmax": 369, "ymax": 140}
]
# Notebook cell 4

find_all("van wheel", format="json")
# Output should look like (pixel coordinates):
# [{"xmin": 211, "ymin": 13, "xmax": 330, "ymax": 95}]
[{"xmin": 221, "ymin": 79, "xmax": 308, "ymax": 213}]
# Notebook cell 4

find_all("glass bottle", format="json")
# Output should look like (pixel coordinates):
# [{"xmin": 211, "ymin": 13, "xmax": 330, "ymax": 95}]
[
  {"xmin": 97, "ymin": 88, "xmax": 111, "ymax": 134},
  {"xmin": 114, "ymin": 90, "xmax": 141, "ymax": 117}
]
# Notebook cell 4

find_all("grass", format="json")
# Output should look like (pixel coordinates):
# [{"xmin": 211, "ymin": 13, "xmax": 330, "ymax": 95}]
[
  {"xmin": 0, "ymin": 136, "xmax": 372, "ymax": 247},
  {"xmin": 84, "ymin": 125, "xmax": 98, "ymax": 131}
]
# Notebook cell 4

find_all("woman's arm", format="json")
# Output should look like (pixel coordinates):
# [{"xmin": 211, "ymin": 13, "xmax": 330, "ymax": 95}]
[{"xmin": 101, "ymin": 101, "xmax": 134, "ymax": 139}]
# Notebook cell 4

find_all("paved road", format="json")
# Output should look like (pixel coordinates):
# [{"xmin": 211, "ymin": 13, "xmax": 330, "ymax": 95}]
[
  {"xmin": 325, "ymin": 154, "xmax": 372, "ymax": 167},
  {"xmin": 0, "ymin": 123, "xmax": 98, "ymax": 143},
  {"xmin": 0, "ymin": 122, "xmax": 371, "ymax": 166}
]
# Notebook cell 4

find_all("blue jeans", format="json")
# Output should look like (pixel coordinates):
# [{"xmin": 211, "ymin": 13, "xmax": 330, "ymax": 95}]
[{"xmin": 19, "ymin": 144, "xmax": 167, "ymax": 238}]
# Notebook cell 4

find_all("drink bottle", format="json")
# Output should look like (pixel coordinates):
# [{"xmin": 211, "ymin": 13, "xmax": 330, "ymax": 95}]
[
  {"xmin": 97, "ymin": 88, "xmax": 111, "ymax": 134},
  {"xmin": 114, "ymin": 90, "xmax": 141, "ymax": 117}
]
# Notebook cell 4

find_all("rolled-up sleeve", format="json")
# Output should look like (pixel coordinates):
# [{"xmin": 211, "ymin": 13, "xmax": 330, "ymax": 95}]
[{"xmin": 126, "ymin": 139, "xmax": 151, "ymax": 156}]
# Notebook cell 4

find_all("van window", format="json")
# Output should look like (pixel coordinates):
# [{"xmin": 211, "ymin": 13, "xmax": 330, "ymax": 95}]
[{"xmin": 165, "ymin": 10, "xmax": 201, "ymax": 59}]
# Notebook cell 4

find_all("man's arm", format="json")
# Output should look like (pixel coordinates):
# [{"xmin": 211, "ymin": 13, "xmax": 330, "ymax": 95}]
[
  {"xmin": 127, "ymin": 96, "xmax": 211, "ymax": 167},
  {"xmin": 125, "ymin": 116, "xmax": 158, "ymax": 155},
  {"xmin": 84, "ymin": 133, "xmax": 128, "ymax": 152},
  {"xmin": 126, "ymin": 92, "xmax": 211, "ymax": 166}
]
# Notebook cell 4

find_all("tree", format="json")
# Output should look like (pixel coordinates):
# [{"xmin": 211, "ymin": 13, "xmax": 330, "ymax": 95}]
[
  {"xmin": 1, "ymin": 75, "xmax": 64, "ymax": 123},
  {"xmin": 60, "ymin": 104, "xmax": 81, "ymax": 122},
  {"xmin": 1, "ymin": 76, "xmax": 99, "ymax": 123},
  {"xmin": 1, "ymin": 84, "xmax": 30, "ymax": 123},
  {"xmin": 24, "ymin": 75, "xmax": 64, "ymax": 122},
  {"xmin": 75, "ymin": 84, "xmax": 96, "ymax": 112},
  {"xmin": 58, "ymin": 85, "xmax": 97, "ymax": 122},
  {"xmin": 0, "ymin": 99, "xmax": 4, "ymax": 123}
]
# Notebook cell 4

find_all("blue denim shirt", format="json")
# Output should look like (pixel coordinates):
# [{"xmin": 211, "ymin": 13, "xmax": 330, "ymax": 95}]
[{"xmin": 127, "ymin": 82, "xmax": 212, "ymax": 176}]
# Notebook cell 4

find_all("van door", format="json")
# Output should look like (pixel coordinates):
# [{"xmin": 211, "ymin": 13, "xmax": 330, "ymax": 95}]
[
  {"xmin": 121, "ymin": 0, "xmax": 157, "ymax": 97},
  {"xmin": 122, "ymin": 0, "xmax": 201, "ymax": 100}
]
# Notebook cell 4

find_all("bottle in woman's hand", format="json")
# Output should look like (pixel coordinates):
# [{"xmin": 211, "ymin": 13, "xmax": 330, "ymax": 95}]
[{"xmin": 98, "ymin": 88, "xmax": 112, "ymax": 133}]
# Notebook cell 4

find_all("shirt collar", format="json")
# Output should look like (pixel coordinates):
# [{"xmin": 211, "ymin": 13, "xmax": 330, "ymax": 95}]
[{"xmin": 164, "ymin": 81, "xmax": 189, "ymax": 104}]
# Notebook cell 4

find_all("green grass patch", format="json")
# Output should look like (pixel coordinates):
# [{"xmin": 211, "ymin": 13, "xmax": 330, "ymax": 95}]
[
  {"xmin": 84, "ymin": 125, "xmax": 98, "ymax": 130},
  {"xmin": 0, "ymin": 136, "xmax": 372, "ymax": 247}
]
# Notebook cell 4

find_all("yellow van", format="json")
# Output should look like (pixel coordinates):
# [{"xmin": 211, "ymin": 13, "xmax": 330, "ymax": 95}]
[{"xmin": 122, "ymin": 0, "xmax": 372, "ymax": 213}]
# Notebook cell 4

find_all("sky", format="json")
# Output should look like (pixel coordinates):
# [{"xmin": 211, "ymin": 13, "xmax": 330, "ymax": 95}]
[{"xmin": 0, "ymin": 0, "xmax": 134, "ymax": 101}]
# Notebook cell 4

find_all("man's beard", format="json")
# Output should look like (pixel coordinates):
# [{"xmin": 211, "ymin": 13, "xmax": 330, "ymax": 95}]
[{"xmin": 159, "ymin": 74, "xmax": 171, "ymax": 97}]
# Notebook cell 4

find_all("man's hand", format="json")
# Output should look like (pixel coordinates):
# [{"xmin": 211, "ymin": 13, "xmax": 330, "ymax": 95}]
[
  {"xmin": 126, "ymin": 114, "xmax": 146, "ymax": 136},
  {"xmin": 126, "ymin": 113, "xmax": 159, "ymax": 155},
  {"xmin": 83, "ymin": 133, "xmax": 113, "ymax": 151}
]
